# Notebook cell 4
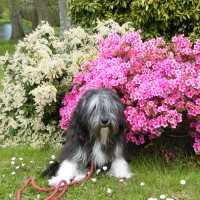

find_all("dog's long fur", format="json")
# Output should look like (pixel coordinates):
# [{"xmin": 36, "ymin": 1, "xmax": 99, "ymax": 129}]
[{"xmin": 41, "ymin": 88, "xmax": 133, "ymax": 186}]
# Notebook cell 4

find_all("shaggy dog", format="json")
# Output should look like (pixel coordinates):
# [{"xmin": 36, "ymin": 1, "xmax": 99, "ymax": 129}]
[{"xmin": 41, "ymin": 88, "xmax": 133, "ymax": 186}]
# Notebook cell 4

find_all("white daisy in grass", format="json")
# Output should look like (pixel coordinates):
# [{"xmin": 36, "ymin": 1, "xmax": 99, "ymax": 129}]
[
  {"xmin": 180, "ymin": 180, "xmax": 186, "ymax": 185},
  {"xmin": 51, "ymin": 155, "xmax": 55, "ymax": 160},
  {"xmin": 2, "ymin": 175, "xmax": 5, "ymax": 178},
  {"xmin": 11, "ymin": 172, "xmax": 16, "ymax": 176},
  {"xmin": 11, "ymin": 161, "xmax": 15, "ymax": 165},
  {"xmin": 49, "ymin": 161, "xmax": 54, "ymax": 164},
  {"xmin": 74, "ymin": 177, "xmax": 80, "ymax": 181},
  {"xmin": 37, "ymin": 194, "xmax": 40, "ymax": 199},
  {"xmin": 160, "ymin": 195, "xmax": 166, "ymax": 199},
  {"xmin": 15, "ymin": 166, "xmax": 20, "ymax": 169},
  {"xmin": 140, "ymin": 182, "xmax": 145, "ymax": 186},
  {"xmin": 9, "ymin": 194, "xmax": 12, "ymax": 198},
  {"xmin": 11, "ymin": 157, "xmax": 15, "ymax": 161},
  {"xmin": 30, "ymin": 161, "xmax": 34, "ymax": 163},
  {"xmin": 96, "ymin": 169, "xmax": 101, "ymax": 175},
  {"xmin": 107, "ymin": 188, "xmax": 112, "ymax": 194},
  {"xmin": 21, "ymin": 163, "xmax": 25, "ymax": 167},
  {"xmin": 19, "ymin": 158, "xmax": 23, "ymax": 161},
  {"xmin": 103, "ymin": 166, "xmax": 108, "ymax": 171},
  {"xmin": 166, "ymin": 198, "xmax": 174, "ymax": 200},
  {"xmin": 91, "ymin": 178, "xmax": 96, "ymax": 182},
  {"xmin": 119, "ymin": 179, "xmax": 124, "ymax": 182},
  {"xmin": 126, "ymin": 174, "xmax": 132, "ymax": 179}
]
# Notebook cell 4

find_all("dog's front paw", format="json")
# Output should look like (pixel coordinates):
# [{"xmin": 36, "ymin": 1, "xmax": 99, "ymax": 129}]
[
  {"xmin": 48, "ymin": 176, "xmax": 71, "ymax": 187},
  {"xmin": 107, "ymin": 158, "xmax": 134, "ymax": 178},
  {"xmin": 73, "ymin": 173, "xmax": 87, "ymax": 182},
  {"xmin": 107, "ymin": 170, "xmax": 134, "ymax": 179}
]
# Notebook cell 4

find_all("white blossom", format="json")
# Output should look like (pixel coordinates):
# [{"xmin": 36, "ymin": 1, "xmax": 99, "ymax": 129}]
[
  {"xmin": 103, "ymin": 166, "xmax": 108, "ymax": 171},
  {"xmin": 160, "ymin": 195, "xmax": 166, "ymax": 199},
  {"xmin": 180, "ymin": 180, "xmax": 186, "ymax": 185},
  {"xmin": 11, "ymin": 161, "xmax": 15, "ymax": 165},
  {"xmin": 91, "ymin": 178, "xmax": 96, "ymax": 182},
  {"xmin": 140, "ymin": 182, "xmax": 145, "ymax": 186},
  {"xmin": 11, "ymin": 172, "xmax": 16, "ymax": 176},
  {"xmin": 107, "ymin": 189, "xmax": 112, "ymax": 194}
]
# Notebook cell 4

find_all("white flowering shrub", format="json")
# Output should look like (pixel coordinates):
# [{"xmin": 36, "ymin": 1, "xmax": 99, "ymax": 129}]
[{"xmin": 0, "ymin": 20, "xmax": 134, "ymax": 148}]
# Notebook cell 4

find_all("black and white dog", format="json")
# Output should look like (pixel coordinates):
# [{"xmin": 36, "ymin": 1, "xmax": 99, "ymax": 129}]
[{"xmin": 41, "ymin": 88, "xmax": 133, "ymax": 186}]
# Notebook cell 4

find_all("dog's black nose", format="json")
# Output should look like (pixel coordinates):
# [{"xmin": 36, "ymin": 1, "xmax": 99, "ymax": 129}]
[{"xmin": 101, "ymin": 118, "xmax": 109, "ymax": 125}]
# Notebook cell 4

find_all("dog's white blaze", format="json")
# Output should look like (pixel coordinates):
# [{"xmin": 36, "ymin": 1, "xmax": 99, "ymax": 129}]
[
  {"xmin": 103, "ymin": 97, "xmax": 113, "ymax": 111},
  {"xmin": 91, "ymin": 141, "xmax": 108, "ymax": 167},
  {"xmin": 100, "ymin": 127, "xmax": 109, "ymax": 144},
  {"xmin": 88, "ymin": 95, "xmax": 99, "ymax": 113},
  {"xmin": 107, "ymin": 157, "xmax": 134, "ymax": 178}
]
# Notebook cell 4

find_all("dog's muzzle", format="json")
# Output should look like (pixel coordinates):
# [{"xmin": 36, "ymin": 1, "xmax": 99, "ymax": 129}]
[{"xmin": 100, "ymin": 118, "xmax": 110, "ymax": 126}]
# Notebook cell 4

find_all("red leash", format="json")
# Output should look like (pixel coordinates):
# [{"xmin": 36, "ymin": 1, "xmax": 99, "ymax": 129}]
[{"xmin": 17, "ymin": 160, "xmax": 94, "ymax": 200}]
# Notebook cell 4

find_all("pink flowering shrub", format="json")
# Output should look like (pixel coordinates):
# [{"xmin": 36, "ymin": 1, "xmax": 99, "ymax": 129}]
[{"xmin": 60, "ymin": 30, "xmax": 200, "ymax": 153}]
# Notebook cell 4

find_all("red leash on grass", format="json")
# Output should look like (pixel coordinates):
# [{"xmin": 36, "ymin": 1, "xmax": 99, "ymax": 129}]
[{"xmin": 17, "ymin": 160, "xmax": 94, "ymax": 200}]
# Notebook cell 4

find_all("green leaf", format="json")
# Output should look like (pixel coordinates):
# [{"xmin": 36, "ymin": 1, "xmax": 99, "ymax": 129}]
[
  {"xmin": 122, "ymin": 1, "xmax": 127, "ymax": 8},
  {"xmin": 142, "ymin": 0, "xmax": 145, "ymax": 6},
  {"xmin": 195, "ymin": 14, "xmax": 199, "ymax": 20},
  {"xmin": 153, "ymin": 3, "xmax": 158, "ymax": 9}
]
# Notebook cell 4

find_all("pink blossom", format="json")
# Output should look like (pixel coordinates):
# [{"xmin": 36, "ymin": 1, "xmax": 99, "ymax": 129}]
[{"xmin": 60, "ymin": 32, "xmax": 200, "ymax": 153}]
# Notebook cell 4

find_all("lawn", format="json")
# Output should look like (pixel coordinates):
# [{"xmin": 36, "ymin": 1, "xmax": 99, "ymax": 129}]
[{"xmin": 0, "ymin": 145, "xmax": 199, "ymax": 200}]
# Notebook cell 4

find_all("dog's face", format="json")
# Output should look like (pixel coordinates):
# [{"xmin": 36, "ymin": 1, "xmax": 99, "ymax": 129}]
[{"xmin": 75, "ymin": 88, "xmax": 124, "ymax": 144}]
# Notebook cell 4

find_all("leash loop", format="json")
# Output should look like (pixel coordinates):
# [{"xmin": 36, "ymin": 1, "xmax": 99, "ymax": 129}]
[{"xmin": 17, "ymin": 160, "xmax": 94, "ymax": 200}]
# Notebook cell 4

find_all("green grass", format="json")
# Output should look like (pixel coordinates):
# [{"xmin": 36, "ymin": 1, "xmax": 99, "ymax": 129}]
[
  {"xmin": 0, "ymin": 8, "xmax": 10, "ymax": 23},
  {"xmin": 0, "ymin": 146, "xmax": 199, "ymax": 200},
  {"xmin": 0, "ymin": 40, "xmax": 18, "ymax": 56},
  {"xmin": 21, "ymin": 19, "xmax": 32, "ymax": 35}
]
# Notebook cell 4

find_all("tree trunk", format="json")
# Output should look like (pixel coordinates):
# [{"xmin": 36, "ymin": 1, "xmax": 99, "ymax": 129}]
[
  {"xmin": 0, "ymin": 6, "xmax": 3, "ymax": 19},
  {"xmin": 58, "ymin": 0, "xmax": 70, "ymax": 39},
  {"xmin": 32, "ymin": 6, "xmax": 39, "ymax": 30},
  {"xmin": 9, "ymin": 0, "xmax": 25, "ymax": 39},
  {"xmin": 32, "ymin": 0, "xmax": 49, "ymax": 30}
]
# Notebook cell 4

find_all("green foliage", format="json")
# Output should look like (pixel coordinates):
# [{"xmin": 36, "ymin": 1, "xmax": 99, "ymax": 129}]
[
  {"xmin": 67, "ymin": 0, "xmax": 132, "ymax": 28},
  {"xmin": 130, "ymin": 0, "xmax": 200, "ymax": 41},
  {"xmin": 68, "ymin": 0, "xmax": 200, "ymax": 42}
]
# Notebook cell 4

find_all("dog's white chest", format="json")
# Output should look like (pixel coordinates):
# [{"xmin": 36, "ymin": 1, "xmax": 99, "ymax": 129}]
[{"xmin": 91, "ymin": 141, "xmax": 108, "ymax": 167}]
